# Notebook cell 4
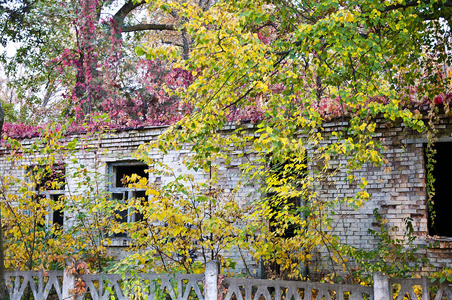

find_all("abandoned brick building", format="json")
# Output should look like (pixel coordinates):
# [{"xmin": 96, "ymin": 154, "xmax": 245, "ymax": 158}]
[{"xmin": 1, "ymin": 115, "xmax": 451, "ymax": 276}]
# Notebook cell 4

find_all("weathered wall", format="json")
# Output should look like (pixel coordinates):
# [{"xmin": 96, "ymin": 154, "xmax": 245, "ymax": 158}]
[
  {"xmin": 309, "ymin": 117, "xmax": 452, "ymax": 277},
  {"xmin": 0, "ymin": 126, "xmax": 258, "ymax": 273},
  {"xmin": 1, "ymin": 117, "xmax": 451, "ymax": 276}
]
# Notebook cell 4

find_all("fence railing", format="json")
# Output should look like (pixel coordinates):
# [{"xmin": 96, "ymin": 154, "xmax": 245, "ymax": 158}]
[
  {"xmin": 3, "ymin": 261, "xmax": 452, "ymax": 300},
  {"xmin": 5, "ymin": 270, "xmax": 63, "ymax": 300},
  {"xmin": 78, "ymin": 273, "xmax": 204, "ymax": 300},
  {"xmin": 221, "ymin": 277, "xmax": 373, "ymax": 300},
  {"xmin": 389, "ymin": 277, "xmax": 452, "ymax": 300}
]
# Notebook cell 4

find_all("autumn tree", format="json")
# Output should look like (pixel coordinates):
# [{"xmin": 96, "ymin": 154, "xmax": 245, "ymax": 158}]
[
  {"xmin": 0, "ymin": 0, "xmax": 197, "ymax": 125},
  {"xmin": 0, "ymin": 120, "xmax": 141, "ymax": 273},
  {"xmin": 133, "ymin": 0, "xmax": 451, "ymax": 279},
  {"xmin": 111, "ymin": 159, "xmax": 245, "ymax": 274}
]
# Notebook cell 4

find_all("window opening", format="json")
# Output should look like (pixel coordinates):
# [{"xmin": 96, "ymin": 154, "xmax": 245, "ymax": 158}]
[
  {"xmin": 109, "ymin": 162, "xmax": 148, "ymax": 238},
  {"xmin": 51, "ymin": 208, "xmax": 64, "ymax": 228},
  {"xmin": 263, "ymin": 152, "xmax": 308, "ymax": 278},
  {"xmin": 48, "ymin": 194, "xmax": 64, "ymax": 228},
  {"xmin": 267, "ymin": 153, "xmax": 306, "ymax": 238},
  {"xmin": 424, "ymin": 142, "xmax": 452, "ymax": 237},
  {"xmin": 133, "ymin": 190, "xmax": 146, "ymax": 223},
  {"xmin": 32, "ymin": 164, "xmax": 66, "ymax": 228},
  {"xmin": 114, "ymin": 164, "xmax": 147, "ymax": 188}
]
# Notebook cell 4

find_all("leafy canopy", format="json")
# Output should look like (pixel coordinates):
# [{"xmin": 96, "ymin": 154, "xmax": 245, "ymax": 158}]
[{"xmin": 133, "ymin": 0, "xmax": 451, "ymax": 278}]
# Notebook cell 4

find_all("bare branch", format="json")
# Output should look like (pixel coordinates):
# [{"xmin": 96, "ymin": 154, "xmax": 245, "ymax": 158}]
[
  {"xmin": 114, "ymin": 0, "xmax": 144, "ymax": 24},
  {"xmin": 121, "ymin": 24, "xmax": 176, "ymax": 32}
]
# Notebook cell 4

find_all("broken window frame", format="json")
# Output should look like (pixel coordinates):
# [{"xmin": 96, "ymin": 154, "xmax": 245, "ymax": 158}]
[
  {"xmin": 108, "ymin": 161, "xmax": 149, "ymax": 238},
  {"xmin": 39, "ymin": 191, "xmax": 65, "ymax": 229},
  {"xmin": 28, "ymin": 164, "xmax": 66, "ymax": 229}
]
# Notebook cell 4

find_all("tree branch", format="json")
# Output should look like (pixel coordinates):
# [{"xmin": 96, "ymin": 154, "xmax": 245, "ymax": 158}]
[
  {"xmin": 121, "ymin": 23, "xmax": 176, "ymax": 32},
  {"xmin": 114, "ymin": 0, "xmax": 144, "ymax": 24},
  {"xmin": 223, "ymin": 53, "xmax": 289, "ymax": 110}
]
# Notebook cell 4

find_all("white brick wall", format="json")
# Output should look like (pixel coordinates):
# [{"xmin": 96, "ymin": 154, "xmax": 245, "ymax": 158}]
[{"xmin": 2, "ymin": 118, "xmax": 451, "ymax": 275}]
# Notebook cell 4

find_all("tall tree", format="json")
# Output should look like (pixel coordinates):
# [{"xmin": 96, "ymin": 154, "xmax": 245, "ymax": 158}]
[
  {"xmin": 137, "ymin": 0, "xmax": 451, "ymax": 278},
  {"xmin": 0, "ymin": 0, "xmax": 196, "ymax": 125}
]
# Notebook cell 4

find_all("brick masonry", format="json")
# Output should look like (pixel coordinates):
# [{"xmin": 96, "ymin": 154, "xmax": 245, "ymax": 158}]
[
  {"xmin": 312, "ymin": 116, "xmax": 452, "ymax": 276},
  {"xmin": 1, "ymin": 117, "xmax": 451, "ymax": 276}
]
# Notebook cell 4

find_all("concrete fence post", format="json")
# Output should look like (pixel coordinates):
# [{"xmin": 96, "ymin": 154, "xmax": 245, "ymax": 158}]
[
  {"xmin": 421, "ymin": 277, "xmax": 429, "ymax": 300},
  {"xmin": 62, "ymin": 267, "xmax": 76, "ymax": 300},
  {"xmin": 373, "ymin": 272, "xmax": 390, "ymax": 300},
  {"xmin": 204, "ymin": 260, "xmax": 220, "ymax": 300}
]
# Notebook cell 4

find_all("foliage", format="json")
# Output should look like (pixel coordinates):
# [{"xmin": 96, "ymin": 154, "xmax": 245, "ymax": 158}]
[
  {"xmin": 111, "ymin": 154, "xmax": 245, "ymax": 274},
  {"xmin": 62, "ymin": 147, "xmax": 115, "ymax": 272},
  {"xmin": 0, "ymin": 123, "xmax": 72, "ymax": 270},
  {"xmin": 0, "ymin": 120, "xmax": 122, "ymax": 271},
  {"xmin": 132, "ymin": 0, "xmax": 452, "ymax": 279},
  {"xmin": 424, "ymin": 140, "xmax": 437, "ymax": 227},
  {"xmin": 431, "ymin": 267, "xmax": 452, "ymax": 283},
  {"xmin": 0, "ymin": 0, "xmax": 194, "ymax": 125},
  {"xmin": 0, "ymin": 0, "xmax": 77, "ymax": 123},
  {"xmin": 0, "ymin": 0, "xmax": 450, "ymax": 281}
]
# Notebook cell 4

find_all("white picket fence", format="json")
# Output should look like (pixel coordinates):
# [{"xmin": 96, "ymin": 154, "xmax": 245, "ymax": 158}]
[{"xmin": 4, "ymin": 261, "xmax": 452, "ymax": 300}]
